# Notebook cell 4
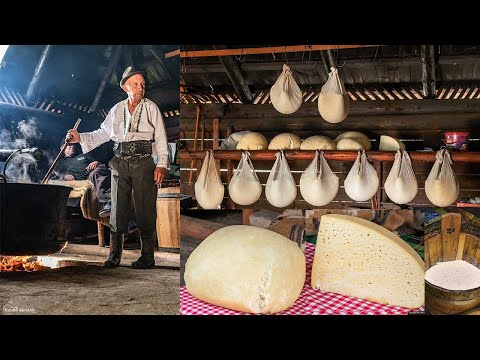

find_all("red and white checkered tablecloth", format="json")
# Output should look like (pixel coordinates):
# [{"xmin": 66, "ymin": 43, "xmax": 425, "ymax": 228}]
[{"xmin": 180, "ymin": 242, "xmax": 425, "ymax": 315}]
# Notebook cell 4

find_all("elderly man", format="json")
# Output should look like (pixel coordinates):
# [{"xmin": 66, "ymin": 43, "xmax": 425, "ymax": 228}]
[{"xmin": 66, "ymin": 67, "xmax": 169, "ymax": 269}]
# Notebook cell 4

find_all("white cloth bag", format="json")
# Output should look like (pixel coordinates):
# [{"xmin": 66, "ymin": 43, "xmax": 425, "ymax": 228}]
[
  {"xmin": 344, "ymin": 150, "xmax": 379, "ymax": 202},
  {"xmin": 318, "ymin": 67, "xmax": 350, "ymax": 123},
  {"xmin": 384, "ymin": 150, "xmax": 418, "ymax": 204},
  {"xmin": 194, "ymin": 150, "xmax": 224, "ymax": 209},
  {"xmin": 265, "ymin": 151, "xmax": 297, "ymax": 208},
  {"xmin": 425, "ymin": 149, "xmax": 460, "ymax": 207},
  {"xmin": 270, "ymin": 64, "xmax": 303, "ymax": 114},
  {"xmin": 228, "ymin": 151, "xmax": 262, "ymax": 206},
  {"xmin": 300, "ymin": 150, "xmax": 339, "ymax": 206}
]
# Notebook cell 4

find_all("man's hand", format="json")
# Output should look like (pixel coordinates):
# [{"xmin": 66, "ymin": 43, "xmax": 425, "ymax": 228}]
[
  {"xmin": 64, "ymin": 174, "xmax": 75, "ymax": 181},
  {"xmin": 154, "ymin": 167, "xmax": 168, "ymax": 185},
  {"xmin": 66, "ymin": 129, "xmax": 80, "ymax": 143},
  {"xmin": 86, "ymin": 161, "xmax": 100, "ymax": 172}
]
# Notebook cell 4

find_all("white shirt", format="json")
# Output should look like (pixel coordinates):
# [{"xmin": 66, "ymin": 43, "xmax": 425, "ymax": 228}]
[{"xmin": 79, "ymin": 98, "xmax": 169, "ymax": 168}]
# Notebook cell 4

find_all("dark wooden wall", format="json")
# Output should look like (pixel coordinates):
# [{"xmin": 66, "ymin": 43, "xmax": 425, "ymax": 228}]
[{"xmin": 180, "ymin": 101, "xmax": 480, "ymax": 211}]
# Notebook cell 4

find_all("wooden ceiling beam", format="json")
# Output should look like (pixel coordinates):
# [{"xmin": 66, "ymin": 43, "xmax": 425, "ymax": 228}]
[
  {"xmin": 145, "ymin": 45, "xmax": 173, "ymax": 80},
  {"xmin": 90, "ymin": 45, "xmax": 123, "ymax": 112},
  {"xmin": 180, "ymin": 45, "xmax": 381, "ymax": 58},
  {"xmin": 212, "ymin": 45, "xmax": 253, "ymax": 104},
  {"xmin": 180, "ymin": 55, "xmax": 480, "ymax": 74},
  {"xmin": 26, "ymin": 45, "xmax": 53, "ymax": 100},
  {"xmin": 180, "ymin": 99, "xmax": 480, "ymax": 119},
  {"xmin": 422, "ymin": 45, "xmax": 436, "ymax": 99}
]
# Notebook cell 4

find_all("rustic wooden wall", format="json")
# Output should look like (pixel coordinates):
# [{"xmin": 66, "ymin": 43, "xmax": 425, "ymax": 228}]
[{"xmin": 180, "ymin": 101, "xmax": 480, "ymax": 211}]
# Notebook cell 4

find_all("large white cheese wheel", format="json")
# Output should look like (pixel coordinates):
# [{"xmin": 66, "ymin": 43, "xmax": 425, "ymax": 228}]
[
  {"xmin": 185, "ymin": 225, "xmax": 306, "ymax": 314},
  {"xmin": 300, "ymin": 136, "xmax": 336, "ymax": 150},
  {"xmin": 336, "ymin": 138, "xmax": 363, "ymax": 150},
  {"xmin": 268, "ymin": 133, "xmax": 302, "ymax": 150},
  {"xmin": 236, "ymin": 132, "xmax": 268, "ymax": 150},
  {"xmin": 379, "ymin": 135, "xmax": 406, "ymax": 151},
  {"xmin": 311, "ymin": 214, "xmax": 425, "ymax": 308},
  {"xmin": 335, "ymin": 131, "xmax": 372, "ymax": 150}
]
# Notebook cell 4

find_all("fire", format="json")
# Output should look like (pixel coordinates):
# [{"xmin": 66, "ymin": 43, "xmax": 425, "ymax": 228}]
[{"xmin": 0, "ymin": 256, "xmax": 49, "ymax": 272}]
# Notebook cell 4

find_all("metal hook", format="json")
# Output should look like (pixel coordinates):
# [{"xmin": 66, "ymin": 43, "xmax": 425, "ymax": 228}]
[
  {"xmin": 284, "ymin": 46, "xmax": 289, "ymax": 64},
  {"xmin": 335, "ymin": 46, "xmax": 346, "ymax": 68},
  {"xmin": 373, "ymin": 46, "xmax": 382, "ymax": 63}
]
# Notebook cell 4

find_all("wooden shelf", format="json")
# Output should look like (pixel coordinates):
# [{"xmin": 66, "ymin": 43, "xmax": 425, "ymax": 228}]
[{"xmin": 179, "ymin": 150, "xmax": 480, "ymax": 163}]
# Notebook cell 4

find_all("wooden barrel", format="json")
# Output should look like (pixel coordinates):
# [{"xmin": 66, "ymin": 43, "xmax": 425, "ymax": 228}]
[
  {"xmin": 156, "ymin": 185, "xmax": 180, "ymax": 249},
  {"xmin": 425, "ymin": 213, "xmax": 480, "ymax": 314}
]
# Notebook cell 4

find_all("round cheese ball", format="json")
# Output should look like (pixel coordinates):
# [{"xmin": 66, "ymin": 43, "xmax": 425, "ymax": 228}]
[
  {"xmin": 184, "ymin": 225, "xmax": 306, "ymax": 314},
  {"xmin": 335, "ymin": 131, "xmax": 372, "ymax": 150},
  {"xmin": 300, "ymin": 135, "xmax": 336, "ymax": 150},
  {"xmin": 336, "ymin": 138, "xmax": 363, "ymax": 150},
  {"xmin": 236, "ymin": 132, "xmax": 268, "ymax": 150},
  {"xmin": 268, "ymin": 133, "xmax": 302, "ymax": 150}
]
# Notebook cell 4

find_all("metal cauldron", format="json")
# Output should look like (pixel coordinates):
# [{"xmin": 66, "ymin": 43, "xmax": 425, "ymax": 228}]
[{"xmin": 0, "ymin": 174, "xmax": 72, "ymax": 255}]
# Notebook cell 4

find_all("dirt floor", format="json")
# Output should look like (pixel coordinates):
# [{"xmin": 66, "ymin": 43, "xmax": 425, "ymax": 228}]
[{"xmin": 0, "ymin": 248, "xmax": 180, "ymax": 315}]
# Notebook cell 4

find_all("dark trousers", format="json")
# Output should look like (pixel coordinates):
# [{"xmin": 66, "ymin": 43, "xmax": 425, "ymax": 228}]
[
  {"xmin": 107, "ymin": 155, "xmax": 157, "ymax": 235},
  {"xmin": 88, "ymin": 164, "xmax": 111, "ymax": 203}
]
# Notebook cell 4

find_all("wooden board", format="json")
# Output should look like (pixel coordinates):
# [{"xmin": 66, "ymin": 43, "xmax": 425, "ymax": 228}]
[{"xmin": 441, "ymin": 213, "xmax": 462, "ymax": 262}]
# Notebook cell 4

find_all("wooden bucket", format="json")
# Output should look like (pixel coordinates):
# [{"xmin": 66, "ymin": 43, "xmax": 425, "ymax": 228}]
[
  {"xmin": 425, "ymin": 213, "xmax": 480, "ymax": 314},
  {"xmin": 156, "ymin": 185, "xmax": 180, "ymax": 249}
]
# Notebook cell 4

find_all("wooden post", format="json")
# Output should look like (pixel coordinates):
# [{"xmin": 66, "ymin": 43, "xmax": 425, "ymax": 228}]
[
  {"xmin": 27, "ymin": 45, "xmax": 53, "ymax": 99},
  {"xmin": 97, "ymin": 222, "xmax": 105, "ymax": 247},
  {"xmin": 225, "ymin": 126, "xmax": 235, "ymax": 210},
  {"xmin": 188, "ymin": 105, "xmax": 201, "ymax": 185},
  {"xmin": 90, "ymin": 45, "xmax": 123, "ymax": 112},
  {"xmin": 212, "ymin": 117, "xmax": 220, "ymax": 173},
  {"xmin": 422, "ymin": 45, "xmax": 436, "ymax": 99},
  {"xmin": 373, "ymin": 160, "xmax": 383, "ymax": 209},
  {"xmin": 242, "ymin": 209, "xmax": 254, "ymax": 225}
]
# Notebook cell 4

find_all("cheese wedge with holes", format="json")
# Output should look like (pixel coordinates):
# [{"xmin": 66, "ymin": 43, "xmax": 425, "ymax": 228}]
[
  {"xmin": 185, "ymin": 225, "xmax": 306, "ymax": 314},
  {"xmin": 311, "ymin": 214, "xmax": 424, "ymax": 308},
  {"xmin": 379, "ymin": 135, "xmax": 406, "ymax": 151}
]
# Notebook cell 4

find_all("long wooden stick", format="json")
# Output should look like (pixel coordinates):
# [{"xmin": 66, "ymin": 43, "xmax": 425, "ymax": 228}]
[
  {"xmin": 188, "ymin": 106, "xmax": 201, "ymax": 185},
  {"xmin": 41, "ymin": 118, "xmax": 81, "ymax": 184},
  {"xmin": 180, "ymin": 45, "xmax": 381, "ymax": 58}
]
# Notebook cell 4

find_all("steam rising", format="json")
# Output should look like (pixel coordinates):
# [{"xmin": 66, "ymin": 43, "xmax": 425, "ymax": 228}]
[{"xmin": 1, "ymin": 118, "xmax": 41, "ymax": 183}]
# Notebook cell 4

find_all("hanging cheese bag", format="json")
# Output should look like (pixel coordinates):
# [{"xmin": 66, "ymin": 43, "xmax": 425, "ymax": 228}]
[
  {"xmin": 229, "ymin": 151, "xmax": 262, "ymax": 206},
  {"xmin": 265, "ymin": 151, "xmax": 297, "ymax": 208},
  {"xmin": 344, "ymin": 150, "xmax": 379, "ymax": 202},
  {"xmin": 270, "ymin": 64, "xmax": 303, "ymax": 114},
  {"xmin": 318, "ymin": 67, "xmax": 350, "ymax": 123},
  {"xmin": 300, "ymin": 150, "xmax": 339, "ymax": 206},
  {"xmin": 194, "ymin": 150, "xmax": 224, "ymax": 209},
  {"xmin": 425, "ymin": 148, "xmax": 459, "ymax": 207},
  {"xmin": 384, "ymin": 150, "xmax": 418, "ymax": 204}
]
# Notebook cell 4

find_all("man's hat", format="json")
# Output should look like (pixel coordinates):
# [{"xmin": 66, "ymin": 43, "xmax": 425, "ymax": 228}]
[{"xmin": 120, "ymin": 66, "xmax": 146, "ymax": 87}]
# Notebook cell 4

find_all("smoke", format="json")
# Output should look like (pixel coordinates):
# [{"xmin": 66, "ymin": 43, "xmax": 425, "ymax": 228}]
[
  {"xmin": 4, "ymin": 153, "xmax": 37, "ymax": 183},
  {"xmin": 1, "ymin": 118, "xmax": 42, "ymax": 183},
  {"xmin": 18, "ymin": 119, "xmax": 42, "ymax": 140},
  {"xmin": 0, "ymin": 118, "xmax": 40, "ymax": 149}
]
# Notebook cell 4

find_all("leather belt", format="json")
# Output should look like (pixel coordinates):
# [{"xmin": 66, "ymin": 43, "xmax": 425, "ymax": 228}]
[{"xmin": 113, "ymin": 140, "xmax": 152, "ymax": 158}]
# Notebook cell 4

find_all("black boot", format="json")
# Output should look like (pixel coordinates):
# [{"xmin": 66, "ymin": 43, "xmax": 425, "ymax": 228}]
[
  {"xmin": 104, "ymin": 232, "xmax": 124, "ymax": 268},
  {"xmin": 132, "ymin": 232, "xmax": 156, "ymax": 269}
]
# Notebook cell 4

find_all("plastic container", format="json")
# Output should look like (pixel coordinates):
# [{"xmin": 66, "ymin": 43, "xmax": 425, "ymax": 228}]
[{"xmin": 444, "ymin": 131, "xmax": 469, "ymax": 151}]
